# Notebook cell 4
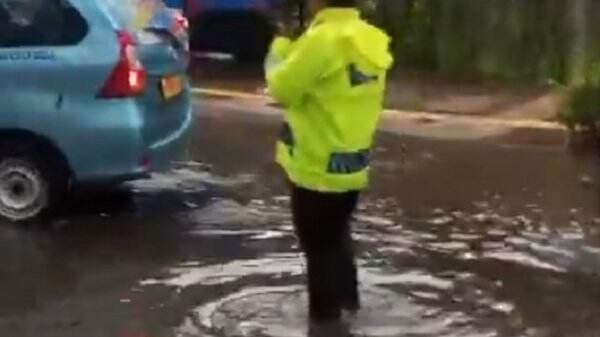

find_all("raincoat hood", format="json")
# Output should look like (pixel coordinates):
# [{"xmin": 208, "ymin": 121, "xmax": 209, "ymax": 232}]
[
  {"xmin": 344, "ymin": 21, "xmax": 393, "ymax": 70},
  {"xmin": 313, "ymin": 8, "xmax": 393, "ymax": 70}
]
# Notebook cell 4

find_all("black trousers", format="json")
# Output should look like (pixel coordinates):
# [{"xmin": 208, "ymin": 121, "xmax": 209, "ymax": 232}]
[{"xmin": 291, "ymin": 185, "xmax": 360, "ymax": 321}]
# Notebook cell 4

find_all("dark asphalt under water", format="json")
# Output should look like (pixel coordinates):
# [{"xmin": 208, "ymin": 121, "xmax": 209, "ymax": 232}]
[{"xmin": 0, "ymin": 99, "xmax": 599, "ymax": 337}]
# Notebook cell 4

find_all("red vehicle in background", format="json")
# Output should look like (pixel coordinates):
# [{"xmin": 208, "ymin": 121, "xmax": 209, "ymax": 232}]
[{"xmin": 165, "ymin": 0, "xmax": 283, "ymax": 62}]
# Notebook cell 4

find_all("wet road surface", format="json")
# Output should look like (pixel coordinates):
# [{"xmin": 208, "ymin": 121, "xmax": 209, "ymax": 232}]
[{"xmin": 1, "ymin": 96, "xmax": 600, "ymax": 337}]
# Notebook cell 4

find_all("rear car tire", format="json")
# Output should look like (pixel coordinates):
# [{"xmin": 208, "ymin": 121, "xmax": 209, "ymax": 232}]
[{"xmin": 0, "ymin": 141, "xmax": 69, "ymax": 224}]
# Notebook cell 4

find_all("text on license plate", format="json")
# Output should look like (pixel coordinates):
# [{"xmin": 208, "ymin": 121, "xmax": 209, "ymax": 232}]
[{"xmin": 161, "ymin": 75, "xmax": 183, "ymax": 100}]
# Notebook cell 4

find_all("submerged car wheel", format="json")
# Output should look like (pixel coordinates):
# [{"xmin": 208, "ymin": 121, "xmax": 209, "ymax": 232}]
[
  {"xmin": 0, "ymin": 159, "xmax": 48, "ymax": 221},
  {"xmin": 0, "ymin": 141, "xmax": 68, "ymax": 224}
]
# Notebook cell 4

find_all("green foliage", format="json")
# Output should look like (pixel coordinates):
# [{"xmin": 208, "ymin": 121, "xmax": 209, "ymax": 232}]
[
  {"xmin": 371, "ymin": 0, "xmax": 574, "ymax": 83},
  {"xmin": 559, "ymin": 63, "xmax": 600, "ymax": 129},
  {"xmin": 373, "ymin": 0, "xmax": 437, "ymax": 70}
]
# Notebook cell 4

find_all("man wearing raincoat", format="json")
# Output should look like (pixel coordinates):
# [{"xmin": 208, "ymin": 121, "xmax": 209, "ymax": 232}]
[{"xmin": 265, "ymin": 0, "xmax": 393, "ymax": 322}]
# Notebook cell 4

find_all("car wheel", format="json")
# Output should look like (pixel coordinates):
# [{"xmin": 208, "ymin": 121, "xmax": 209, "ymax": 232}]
[{"xmin": 0, "ymin": 142, "xmax": 68, "ymax": 224}]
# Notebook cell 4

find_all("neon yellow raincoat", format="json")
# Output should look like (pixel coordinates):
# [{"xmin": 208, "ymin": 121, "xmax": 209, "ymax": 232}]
[{"xmin": 266, "ymin": 8, "xmax": 393, "ymax": 192}]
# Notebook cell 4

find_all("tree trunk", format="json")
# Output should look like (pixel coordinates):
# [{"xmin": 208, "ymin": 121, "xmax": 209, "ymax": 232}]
[{"xmin": 571, "ymin": 0, "xmax": 588, "ymax": 84}]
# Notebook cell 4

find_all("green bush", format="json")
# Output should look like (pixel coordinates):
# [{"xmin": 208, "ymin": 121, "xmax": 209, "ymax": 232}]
[{"xmin": 559, "ymin": 63, "xmax": 600, "ymax": 130}]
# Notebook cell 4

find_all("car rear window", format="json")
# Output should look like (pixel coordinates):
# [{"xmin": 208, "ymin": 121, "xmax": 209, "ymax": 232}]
[
  {"xmin": 0, "ymin": 0, "xmax": 88, "ymax": 47},
  {"xmin": 105, "ymin": 0, "xmax": 168, "ymax": 32}
]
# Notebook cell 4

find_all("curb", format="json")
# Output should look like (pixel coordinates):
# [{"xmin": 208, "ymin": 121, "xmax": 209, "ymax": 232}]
[{"xmin": 192, "ymin": 87, "xmax": 566, "ymax": 131}]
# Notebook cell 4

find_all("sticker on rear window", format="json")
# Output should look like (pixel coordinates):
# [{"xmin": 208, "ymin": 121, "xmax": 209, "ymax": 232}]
[{"xmin": 0, "ymin": 50, "xmax": 55, "ymax": 61}]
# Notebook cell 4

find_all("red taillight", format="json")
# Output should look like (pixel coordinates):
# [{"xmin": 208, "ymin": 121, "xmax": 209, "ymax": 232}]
[{"xmin": 99, "ymin": 31, "xmax": 147, "ymax": 98}]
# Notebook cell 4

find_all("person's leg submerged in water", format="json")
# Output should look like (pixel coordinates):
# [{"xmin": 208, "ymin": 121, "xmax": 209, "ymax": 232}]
[
  {"xmin": 291, "ymin": 185, "xmax": 360, "ymax": 321},
  {"xmin": 338, "ymin": 198, "xmax": 360, "ymax": 312}
]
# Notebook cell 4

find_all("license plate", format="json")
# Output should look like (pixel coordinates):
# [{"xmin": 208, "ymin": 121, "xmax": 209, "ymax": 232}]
[{"xmin": 160, "ymin": 75, "xmax": 183, "ymax": 100}]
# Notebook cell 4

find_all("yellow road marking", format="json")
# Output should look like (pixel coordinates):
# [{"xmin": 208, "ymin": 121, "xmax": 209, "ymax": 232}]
[{"xmin": 191, "ymin": 87, "xmax": 266, "ymax": 100}]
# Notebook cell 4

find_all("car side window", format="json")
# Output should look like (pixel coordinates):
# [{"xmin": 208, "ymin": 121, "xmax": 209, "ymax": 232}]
[{"xmin": 0, "ymin": 0, "xmax": 88, "ymax": 48}]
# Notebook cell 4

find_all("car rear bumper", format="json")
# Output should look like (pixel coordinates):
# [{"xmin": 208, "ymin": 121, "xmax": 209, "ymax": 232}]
[
  {"xmin": 69, "ymin": 97, "xmax": 195, "ymax": 185},
  {"xmin": 146, "ymin": 102, "xmax": 194, "ymax": 172}
]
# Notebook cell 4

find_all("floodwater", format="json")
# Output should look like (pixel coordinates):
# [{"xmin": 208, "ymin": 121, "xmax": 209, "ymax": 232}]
[{"xmin": 0, "ymin": 98, "xmax": 599, "ymax": 337}]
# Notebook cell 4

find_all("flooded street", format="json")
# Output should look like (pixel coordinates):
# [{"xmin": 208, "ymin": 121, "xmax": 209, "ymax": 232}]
[{"xmin": 1, "ymin": 97, "xmax": 600, "ymax": 337}]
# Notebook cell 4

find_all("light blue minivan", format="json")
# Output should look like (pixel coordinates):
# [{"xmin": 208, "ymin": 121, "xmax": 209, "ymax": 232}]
[{"xmin": 0, "ymin": 0, "xmax": 193, "ymax": 222}]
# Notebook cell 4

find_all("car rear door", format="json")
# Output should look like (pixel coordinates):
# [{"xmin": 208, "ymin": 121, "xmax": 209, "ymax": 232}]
[
  {"xmin": 104, "ymin": 0, "xmax": 192, "ymax": 153},
  {"xmin": 0, "ymin": 0, "xmax": 91, "ymax": 132}
]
